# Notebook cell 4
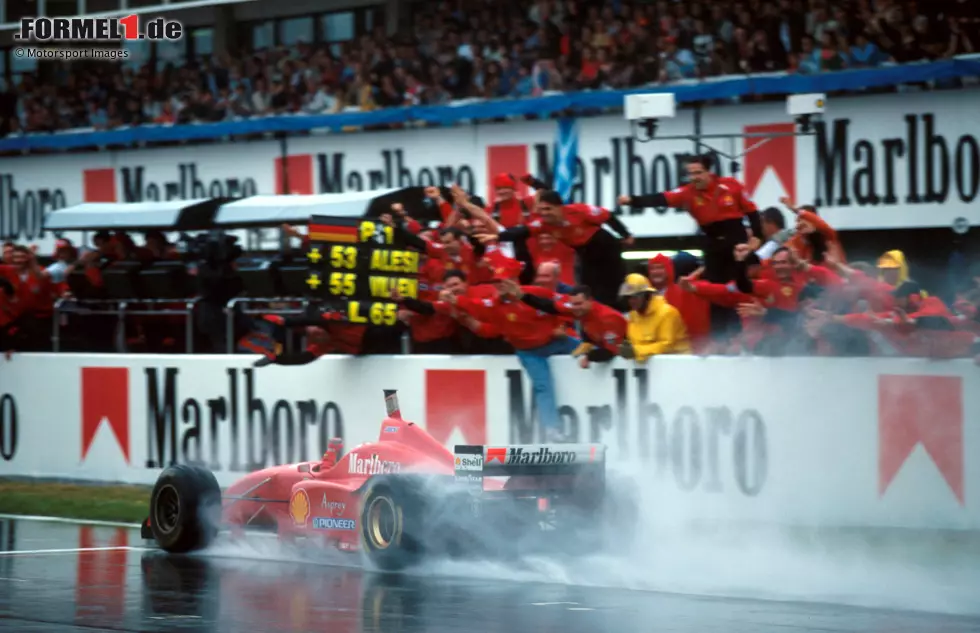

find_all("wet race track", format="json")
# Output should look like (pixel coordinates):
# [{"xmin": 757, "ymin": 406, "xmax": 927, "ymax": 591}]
[{"xmin": 1, "ymin": 517, "xmax": 980, "ymax": 633}]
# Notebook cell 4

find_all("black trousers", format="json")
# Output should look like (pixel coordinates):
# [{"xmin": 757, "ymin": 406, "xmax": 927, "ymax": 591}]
[
  {"xmin": 701, "ymin": 219, "xmax": 749, "ymax": 342},
  {"xmin": 578, "ymin": 230, "xmax": 626, "ymax": 308}
]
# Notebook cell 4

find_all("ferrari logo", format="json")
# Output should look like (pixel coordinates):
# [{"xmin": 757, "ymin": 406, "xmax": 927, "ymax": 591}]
[
  {"xmin": 695, "ymin": 196, "xmax": 705, "ymax": 206},
  {"xmin": 506, "ymin": 313, "xmax": 517, "ymax": 321},
  {"xmin": 289, "ymin": 489, "xmax": 310, "ymax": 526},
  {"xmin": 307, "ymin": 248, "xmax": 322, "ymax": 263},
  {"xmin": 307, "ymin": 273, "xmax": 321, "ymax": 289},
  {"xmin": 781, "ymin": 286, "xmax": 793, "ymax": 297},
  {"xmin": 722, "ymin": 195, "xmax": 734, "ymax": 206}
]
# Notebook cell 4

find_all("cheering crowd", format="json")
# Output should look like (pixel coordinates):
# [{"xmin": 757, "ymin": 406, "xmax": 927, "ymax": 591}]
[{"xmin": 2, "ymin": 0, "xmax": 976, "ymax": 137}]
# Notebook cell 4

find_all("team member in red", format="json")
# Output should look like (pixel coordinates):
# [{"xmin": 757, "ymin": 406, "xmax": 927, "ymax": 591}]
[
  {"xmin": 648, "ymin": 253, "xmax": 711, "ymax": 352},
  {"xmin": 733, "ymin": 244, "xmax": 842, "ymax": 309},
  {"xmin": 481, "ymin": 190, "xmax": 632, "ymax": 307},
  {"xmin": 486, "ymin": 173, "xmax": 546, "ymax": 228},
  {"xmin": 619, "ymin": 154, "xmax": 761, "ymax": 340},
  {"xmin": 252, "ymin": 312, "xmax": 367, "ymax": 366},
  {"xmin": 396, "ymin": 269, "xmax": 510, "ymax": 354},
  {"xmin": 0, "ymin": 245, "xmax": 56, "ymax": 350},
  {"xmin": 514, "ymin": 283, "xmax": 627, "ymax": 368},
  {"xmin": 528, "ymin": 232, "xmax": 576, "ymax": 286},
  {"xmin": 454, "ymin": 259, "xmax": 580, "ymax": 442}
]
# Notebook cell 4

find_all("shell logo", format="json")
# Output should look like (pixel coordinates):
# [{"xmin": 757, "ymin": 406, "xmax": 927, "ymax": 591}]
[{"xmin": 290, "ymin": 489, "xmax": 311, "ymax": 526}]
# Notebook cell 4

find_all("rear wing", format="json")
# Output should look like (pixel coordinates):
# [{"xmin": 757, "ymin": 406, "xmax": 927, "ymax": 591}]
[{"xmin": 454, "ymin": 443, "xmax": 606, "ymax": 479}]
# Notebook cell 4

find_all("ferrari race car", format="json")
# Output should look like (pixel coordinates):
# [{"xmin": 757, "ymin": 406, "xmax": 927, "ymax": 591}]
[{"xmin": 141, "ymin": 390, "xmax": 637, "ymax": 570}]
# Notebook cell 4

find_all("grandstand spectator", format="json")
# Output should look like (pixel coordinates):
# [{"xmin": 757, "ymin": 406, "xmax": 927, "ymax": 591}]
[
  {"xmin": 619, "ymin": 273, "xmax": 691, "ymax": 361},
  {"xmin": 2, "ymin": 0, "xmax": 969, "ymax": 137}
]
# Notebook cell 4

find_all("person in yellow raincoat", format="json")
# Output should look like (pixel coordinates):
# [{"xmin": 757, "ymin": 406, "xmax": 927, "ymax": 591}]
[
  {"xmin": 618, "ymin": 273, "xmax": 691, "ymax": 361},
  {"xmin": 877, "ymin": 249, "xmax": 911, "ymax": 287}
]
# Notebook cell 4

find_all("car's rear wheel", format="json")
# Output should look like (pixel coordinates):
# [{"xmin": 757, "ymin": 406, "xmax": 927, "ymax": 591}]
[
  {"xmin": 359, "ymin": 477, "xmax": 426, "ymax": 571},
  {"xmin": 149, "ymin": 464, "xmax": 221, "ymax": 553}
]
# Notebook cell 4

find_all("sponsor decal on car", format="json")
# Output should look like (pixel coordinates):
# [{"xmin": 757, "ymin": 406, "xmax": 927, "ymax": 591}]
[
  {"xmin": 384, "ymin": 426, "xmax": 398, "ymax": 433},
  {"xmin": 289, "ymin": 489, "xmax": 311, "ymax": 527},
  {"xmin": 312, "ymin": 517, "xmax": 356, "ymax": 530},
  {"xmin": 348, "ymin": 453, "xmax": 402, "ymax": 475},
  {"xmin": 320, "ymin": 496, "xmax": 346, "ymax": 516},
  {"xmin": 486, "ymin": 447, "xmax": 577, "ymax": 465},
  {"xmin": 454, "ymin": 455, "xmax": 483, "ymax": 471}
]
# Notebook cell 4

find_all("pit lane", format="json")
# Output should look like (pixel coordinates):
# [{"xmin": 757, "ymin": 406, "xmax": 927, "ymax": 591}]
[{"xmin": 0, "ymin": 517, "xmax": 978, "ymax": 633}]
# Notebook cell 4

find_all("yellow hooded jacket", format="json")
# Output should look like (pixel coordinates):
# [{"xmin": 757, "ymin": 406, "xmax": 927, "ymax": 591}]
[
  {"xmin": 877, "ymin": 249, "xmax": 909, "ymax": 285},
  {"xmin": 622, "ymin": 274, "xmax": 691, "ymax": 361}
]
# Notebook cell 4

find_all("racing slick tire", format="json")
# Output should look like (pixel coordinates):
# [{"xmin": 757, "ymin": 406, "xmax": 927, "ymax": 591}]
[
  {"xmin": 149, "ymin": 464, "xmax": 221, "ymax": 554},
  {"xmin": 359, "ymin": 476, "xmax": 427, "ymax": 572}
]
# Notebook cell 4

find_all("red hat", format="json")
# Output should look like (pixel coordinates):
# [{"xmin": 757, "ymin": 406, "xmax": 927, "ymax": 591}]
[
  {"xmin": 493, "ymin": 173, "xmax": 517, "ymax": 189},
  {"xmin": 492, "ymin": 258, "xmax": 523, "ymax": 281}
]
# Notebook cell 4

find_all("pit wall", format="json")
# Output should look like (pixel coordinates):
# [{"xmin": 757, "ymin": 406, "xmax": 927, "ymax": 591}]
[{"xmin": 0, "ymin": 354, "xmax": 972, "ymax": 531}]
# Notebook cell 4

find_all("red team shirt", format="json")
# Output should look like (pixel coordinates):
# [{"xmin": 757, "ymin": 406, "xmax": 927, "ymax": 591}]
[
  {"xmin": 457, "ymin": 285, "xmax": 568, "ymax": 350},
  {"xmin": 552, "ymin": 296, "xmax": 627, "ymax": 353},
  {"xmin": 663, "ymin": 177, "xmax": 757, "ymax": 227},
  {"xmin": 527, "ymin": 204, "xmax": 613, "ymax": 248}
]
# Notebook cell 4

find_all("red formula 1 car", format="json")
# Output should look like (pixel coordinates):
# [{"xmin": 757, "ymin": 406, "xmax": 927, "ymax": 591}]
[{"xmin": 141, "ymin": 390, "xmax": 636, "ymax": 570}]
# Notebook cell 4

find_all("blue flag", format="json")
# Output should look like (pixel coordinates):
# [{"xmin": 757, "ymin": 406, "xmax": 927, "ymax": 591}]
[{"xmin": 553, "ymin": 118, "xmax": 579, "ymax": 203}]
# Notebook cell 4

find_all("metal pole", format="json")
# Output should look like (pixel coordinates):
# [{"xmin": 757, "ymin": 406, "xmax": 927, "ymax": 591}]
[
  {"xmin": 278, "ymin": 133, "xmax": 290, "ymax": 194},
  {"xmin": 692, "ymin": 103, "xmax": 703, "ymax": 156},
  {"xmin": 52, "ymin": 298, "xmax": 65, "ymax": 352},
  {"xmin": 225, "ymin": 298, "xmax": 239, "ymax": 354},
  {"xmin": 116, "ymin": 301, "xmax": 128, "ymax": 353},
  {"xmin": 185, "ymin": 300, "xmax": 195, "ymax": 353}
]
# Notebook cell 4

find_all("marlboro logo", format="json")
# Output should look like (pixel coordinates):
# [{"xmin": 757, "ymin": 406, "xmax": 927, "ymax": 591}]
[{"xmin": 348, "ymin": 454, "xmax": 402, "ymax": 475}]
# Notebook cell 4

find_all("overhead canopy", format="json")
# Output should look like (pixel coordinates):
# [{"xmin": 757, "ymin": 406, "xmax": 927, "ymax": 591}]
[
  {"xmin": 213, "ymin": 190, "xmax": 401, "ymax": 227},
  {"xmin": 44, "ymin": 198, "xmax": 228, "ymax": 232}
]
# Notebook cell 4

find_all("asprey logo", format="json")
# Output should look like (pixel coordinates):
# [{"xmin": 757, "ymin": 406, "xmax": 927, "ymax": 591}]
[
  {"xmin": 878, "ymin": 374, "xmax": 964, "ymax": 504},
  {"xmin": 742, "ymin": 123, "xmax": 796, "ymax": 209},
  {"xmin": 14, "ymin": 15, "xmax": 182, "ymax": 43},
  {"xmin": 82, "ymin": 165, "xmax": 258, "ymax": 203},
  {"xmin": 81, "ymin": 367, "xmax": 130, "ymax": 463}
]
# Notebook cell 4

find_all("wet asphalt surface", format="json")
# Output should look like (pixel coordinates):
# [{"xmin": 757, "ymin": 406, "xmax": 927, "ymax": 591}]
[{"xmin": 1, "ymin": 518, "xmax": 979, "ymax": 633}]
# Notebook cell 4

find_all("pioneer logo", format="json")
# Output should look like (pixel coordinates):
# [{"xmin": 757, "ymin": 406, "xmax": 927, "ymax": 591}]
[{"xmin": 347, "ymin": 454, "xmax": 401, "ymax": 475}]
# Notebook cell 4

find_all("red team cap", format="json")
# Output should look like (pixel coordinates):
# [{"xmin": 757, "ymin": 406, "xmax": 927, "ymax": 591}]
[{"xmin": 493, "ymin": 173, "xmax": 517, "ymax": 189}]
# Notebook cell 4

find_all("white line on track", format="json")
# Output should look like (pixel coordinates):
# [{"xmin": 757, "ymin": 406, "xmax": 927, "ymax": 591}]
[
  {"xmin": 0, "ymin": 546, "xmax": 149, "ymax": 556},
  {"xmin": 0, "ymin": 577, "xmax": 28, "ymax": 582},
  {"xmin": 0, "ymin": 514, "xmax": 141, "ymax": 529}
]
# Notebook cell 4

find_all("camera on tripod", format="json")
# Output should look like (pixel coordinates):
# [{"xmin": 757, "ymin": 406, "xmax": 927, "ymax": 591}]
[{"xmin": 179, "ymin": 231, "xmax": 244, "ymax": 268}]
